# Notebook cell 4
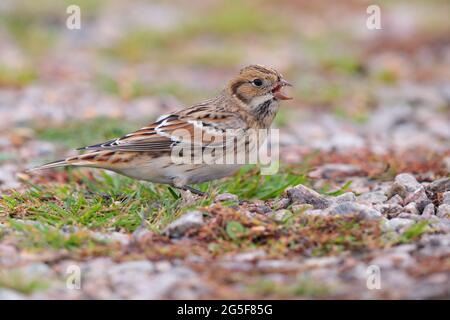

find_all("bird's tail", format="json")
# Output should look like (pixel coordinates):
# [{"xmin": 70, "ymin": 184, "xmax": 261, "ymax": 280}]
[{"xmin": 27, "ymin": 152, "xmax": 107, "ymax": 172}]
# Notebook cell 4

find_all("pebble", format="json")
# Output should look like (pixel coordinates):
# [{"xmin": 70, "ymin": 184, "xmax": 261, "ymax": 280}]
[
  {"xmin": 386, "ymin": 194, "xmax": 403, "ymax": 206},
  {"xmin": 395, "ymin": 173, "xmax": 422, "ymax": 193},
  {"xmin": 271, "ymin": 209, "xmax": 292, "ymax": 222},
  {"xmin": 286, "ymin": 184, "xmax": 332, "ymax": 209},
  {"xmin": 384, "ymin": 218, "xmax": 415, "ymax": 231},
  {"xmin": 308, "ymin": 164, "xmax": 363, "ymax": 179},
  {"xmin": 403, "ymin": 202, "xmax": 420, "ymax": 215},
  {"xmin": 335, "ymin": 192, "xmax": 356, "ymax": 203},
  {"xmin": 421, "ymin": 203, "xmax": 435, "ymax": 218},
  {"xmin": 163, "ymin": 211, "xmax": 204, "ymax": 238},
  {"xmin": 214, "ymin": 193, "xmax": 238, "ymax": 202},
  {"xmin": 358, "ymin": 191, "xmax": 387, "ymax": 204},
  {"xmin": 404, "ymin": 187, "xmax": 432, "ymax": 213},
  {"xmin": 427, "ymin": 178, "xmax": 450, "ymax": 194},
  {"xmin": 442, "ymin": 192, "xmax": 450, "ymax": 205},
  {"xmin": 329, "ymin": 201, "xmax": 382, "ymax": 220},
  {"xmin": 437, "ymin": 204, "xmax": 450, "ymax": 218}
]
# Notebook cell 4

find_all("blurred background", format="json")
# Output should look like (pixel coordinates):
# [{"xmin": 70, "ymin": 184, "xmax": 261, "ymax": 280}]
[{"xmin": 0, "ymin": 0, "xmax": 449, "ymax": 188}]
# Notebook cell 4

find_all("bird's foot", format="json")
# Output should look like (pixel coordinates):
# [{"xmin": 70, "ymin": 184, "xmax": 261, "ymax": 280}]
[{"xmin": 177, "ymin": 185, "xmax": 209, "ymax": 197}]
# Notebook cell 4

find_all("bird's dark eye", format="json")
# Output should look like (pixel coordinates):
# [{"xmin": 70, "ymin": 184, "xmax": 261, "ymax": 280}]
[{"xmin": 252, "ymin": 79, "xmax": 263, "ymax": 87}]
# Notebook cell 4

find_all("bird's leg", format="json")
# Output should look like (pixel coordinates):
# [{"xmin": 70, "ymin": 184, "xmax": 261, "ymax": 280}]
[{"xmin": 178, "ymin": 185, "xmax": 208, "ymax": 197}]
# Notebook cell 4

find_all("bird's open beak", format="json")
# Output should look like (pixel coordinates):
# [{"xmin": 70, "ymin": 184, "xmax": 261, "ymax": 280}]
[{"xmin": 272, "ymin": 79, "xmax": 293, "ymax": 100}]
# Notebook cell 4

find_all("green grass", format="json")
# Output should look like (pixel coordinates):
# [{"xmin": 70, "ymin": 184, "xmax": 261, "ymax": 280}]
[
  {"xmin": 247, "ymin": 276, "xmax": 331, "ymax": 298},
  {"xmin": 8, "ymin": 219, "xmax": 107, "ymax": 251},
  {"xmin": 0, "ymin": 65, "xmax": 37, "ymax": 88},
  {"xmin": 1, "ymin": 164, "xmax": 308, "ymax": 234},
  {"xmin": 102, "ymin": 0, "xmax": 290, "ymax": 64},
  {"xmin": 397, "ymin": 220, "xmax": 430, "ymax": 243},
  {"xmin": 0, "ymin": 270, "xmax": 50, "ymax": 294}
]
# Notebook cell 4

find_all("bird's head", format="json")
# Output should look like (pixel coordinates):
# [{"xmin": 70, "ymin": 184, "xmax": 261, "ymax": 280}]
[{"xmin": 228, "ymin": 64, "xmax": 292, "ymax": 109}]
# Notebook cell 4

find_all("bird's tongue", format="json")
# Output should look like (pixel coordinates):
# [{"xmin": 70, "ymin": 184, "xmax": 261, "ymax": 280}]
[{"xmin": 273, "ymin": 85, "xmax": 292, "ymax": 100}]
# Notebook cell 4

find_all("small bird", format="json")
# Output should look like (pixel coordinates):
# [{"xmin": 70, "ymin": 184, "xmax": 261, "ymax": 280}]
[{"xmin": 32, "ymin": 65, "xmax": 292, "ymax": 195}]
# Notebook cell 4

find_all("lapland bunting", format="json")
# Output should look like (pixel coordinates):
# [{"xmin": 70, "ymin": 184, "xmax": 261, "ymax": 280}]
[{"xmin": 32, "ymin": 65, "xmax": 292, "ymax": 195}]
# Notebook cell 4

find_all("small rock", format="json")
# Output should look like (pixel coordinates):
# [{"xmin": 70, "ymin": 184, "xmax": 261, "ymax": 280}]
[
  {"xmin": 229, "ymin": 249, "xmax": 266, "ymax": 262},
  {"xmin": 272, "ymin": 197, "xmax": 290, "ymax": 210},
  {"xmin": 286, "ymin": 184, "xmax": 331, "ymax": 209},
  {"xmin": 0, "ymin": 289, "xmax": 26, "ymax": 300},
  {"xmin": 335, "ymin": 192, "xmax": 356, "ymax": 203},
  {"xmin": 303, "ymin": 209, "xmax": 327, "ymax": 216},
  {"xmin": 404, "ymin": 187, "xmax": 431, "ymax": 212},
  {"xmin": 437, "ymin": 204, "xmax": 450, "ymax": 218},
  {"xmin": 386, "ymin": 181, "xmax": 407, "ymax": 199},
  {"xmin": 308, "ymin": 163, "xmax": 363, "ymax": 179},
  {"xmin": 384, "ymin": 218, "xmax": 415, "ymax": 231},
  {"xmin": 271, "ymin": 209, "xmax": 292, "ymax": 222},
  {"xmin": 397, "ymin": 212, "xmax": 422, "ymax": 221},
  {"xmin": 329, "ymin": 201, "xmax": 382, "ymax": 220},
  {"xmin": 92, "ymin": 231, "xmax": 130, "ymax": 245},
  {"xmin": 403, "ymin": 202, "xmax": 420, "ymax": 215},
  {"xmin": 109, "ymin": 260, "xmax": 155, "ymax": 277},
  {"xmin": 163, "ymin": 211, "xmax": 204, "ymax": 238},
  {"xmin": 395, "ymin": 173, "xmax": 422, "ymax": 192},
  {"xmin": 442, "ymin": 191, "xmax": 450, "ymax": 205},
  {"xmin": 256, "ymin": 259, "xmax": 302, "ymax": 270},
  {"xmin": 375, "ymin": 203, "xmax": 403, "ymax": 217},
  {"xmin": 421, "ymin": 203, "xmax": 435, "ymax": 218},
  {"xmin": 214, "ymin": 193, "xmax": 238, "ymax": 202},
  {"xmin": 291, "ymin": 203, "xmax": 314, "ymax": 212},
  {"xmin": 358, "ymin": 191, "xmax": 387, "ymax": 204},
  {"xmin": 427, "ymin": 178, "xmax": 450, "ymax": 194},
  {"xmin": 444, "ymin": 157, "xmax": 450, "ymax": 172},
  {"xmin": 387, "ymin": 194, "xmax": 403, "ymax": 206}
]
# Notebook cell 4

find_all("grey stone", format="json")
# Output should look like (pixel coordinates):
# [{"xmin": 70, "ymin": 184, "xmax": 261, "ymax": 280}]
[
  {"xmin": 256, "ymin": 259, "xmax": 302, "ymax": 270},
  {"xmin": 437, "ymin": 204, "xmax": 450, "ymax": 218},
  {"xmin": 271, "ymin": 209, "xmax": 292, "ymax": 222},
  {"xmin": 214, "ymin": 193, "xmax": 238, "ymax": 202},
  {"xmin": 387, "ymin": 194, "xmax": 403, "ymax": 206},
  {"xmin": 395, "ymin": 173, "xmax": 422, "ymax": 193},
  {"xmin": 386, "ymin": 181, "xmax": 407, "ymax": 198},
  {"xmin": 92, "ymin": 231, "xmax": 130, "ymax": 245},
  {"xmin": 427, "ymin": 178, "xmax": 450, "ymax": 194},
  {"xmin": 442, "ymin": 191, "xmax": 450, "ymax": 205},
  {"xmin": 286, "ymin": 184, "xmax": 332, "ymax": 209},
  {"xmin": 291, "ymin": 203, "xmax": 314, "ymax": 212},
  {"xmin": 229, "ymin": 249, "xmax": 266, "ymax": 262},
  {"xmin": 374, "ymin": 203, "xmax": 403, "ymax": 217},
  {"xmin": 404, "ymin": 187, "xmax": 431, "ymax": 212},
  {"xmin": 0, "ymin": 289, "xmax": 26, "ymax": 300},
  {"xmin": 421, "ymin": 203, "xmax": 435, "ymax": 218},
  {"xmin": 329, "ymin": 202, "xmax": 382, "ymax": 220},
  {"xmin": 308, "ymin": 164, "xmax": 362, "ymax": 179},
  {"xmin": 335, "ymin": 192, "xmax": 357, "ymax": 203},
  {"xmin": 384, "ymin": 218, "xmax": 415, "ymax": 231},
  {"xmin": 444, "ymin": 157, "xmax": 450, "ymax": 172},
  {"xmin": 387, "ymin": 174, "xmax": 431, "ymax": 212},
  {"xmin": 403, "ymin": 202, "xmax": 420, "ymax": 215},
  {"xmin": 163, "ymin": 211, "xmax": 204, "ymax": 238},
  {"xmin": 358, "ymin": 191, "xmax": 387, "ymax": 204},
  {"xmin": 108, "ymin": 260, "xmax": 155, "ymax": 280},
  {"xmin": 272, "ymin": 197, "xmax": 290, "ymax": 210}
]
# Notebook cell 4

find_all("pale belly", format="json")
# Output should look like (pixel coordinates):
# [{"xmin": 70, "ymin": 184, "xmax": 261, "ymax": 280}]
[{"xmin": 114, "ymin": 156, "xmax": 243, "ymax": 186}]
